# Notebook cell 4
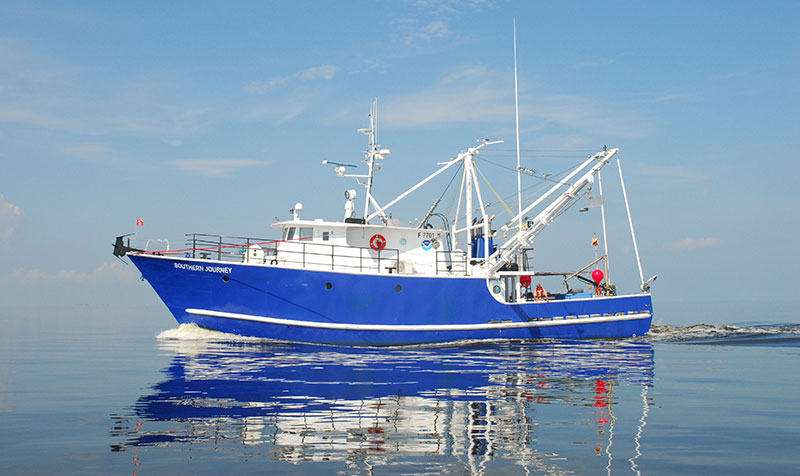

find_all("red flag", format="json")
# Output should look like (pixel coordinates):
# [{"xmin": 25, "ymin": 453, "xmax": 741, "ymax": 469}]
[{"xmin": 136, "ymin": 218, "xmax": 144, "ymax": 227}]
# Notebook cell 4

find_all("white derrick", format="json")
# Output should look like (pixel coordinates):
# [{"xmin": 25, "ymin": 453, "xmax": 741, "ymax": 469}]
[{"xmin": 486, "ymin": 147, "xmax": 619, "ymax": 275}]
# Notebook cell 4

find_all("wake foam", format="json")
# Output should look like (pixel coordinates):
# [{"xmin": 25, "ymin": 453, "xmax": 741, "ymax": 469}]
[
  {"xmin": 643, "ymin": 323, "xmax": 800, "ymax": 343},
  {"xmin": 156, "ymin": 323, "xmax": 262, "ymax": 342},
  {"xmin": 154, "ymin": 323, "xmax": 800, "ymax": 346}
]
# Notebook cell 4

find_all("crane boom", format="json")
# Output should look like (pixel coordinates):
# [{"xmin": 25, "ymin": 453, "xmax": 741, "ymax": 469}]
[{"xmin": 486, "ymin": 147, "xmax": 618, "ymax": 275}]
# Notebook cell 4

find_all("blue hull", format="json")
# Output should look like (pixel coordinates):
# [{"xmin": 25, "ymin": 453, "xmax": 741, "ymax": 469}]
[{"xmin": 130, "ymin": 254, "xmax": 653, "ymax": 346}]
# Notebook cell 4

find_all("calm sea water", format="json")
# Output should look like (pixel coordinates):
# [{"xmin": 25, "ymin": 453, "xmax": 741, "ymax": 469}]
[{"xmin": 1, "ymin": 304, "xmax": 798, "ymax": 475}]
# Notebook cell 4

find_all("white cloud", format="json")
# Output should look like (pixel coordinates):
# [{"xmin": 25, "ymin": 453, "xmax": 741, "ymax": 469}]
[
  {"xmin": 245, "ymin": 64, "xmax": 341, "ymax": 93},
  {"xmin": 63, "ymin": 142, "xmax": 113, "ymax": 162},
  {"xmin": 4, "ymin": 260, "xmax": 138, "ymax": 284},
  {"xmin": 0, "ymin": 193, "xmax": 22, "ymax": 217},
  {"xmin": 573, "ymin": 57, "xmax": 617, "ymax": 69},
  {"xmin": 0, "ymin": 38, "xmax": 214, "ymax": 139},
  {"xmin": 243, "ymin": 99, "xmax": 309, "ymax": 123},
  {"xmin": 297, "ymin": 64, "xmax": 339, "ymax": 81},
  {"xmin": 383, "ymin": 86, "xmax": 511, "ymax": 127},
  {"xmin": 379, "ymin": 72, "xmax": 648, "ymax": 139},
  {"xmin": 0, "ymin": 193, "xmax": 22, "ymax": 246},
  {"xmin": 413, "ymin": 20, "xmax": 449, "ymax": 41},
  {"xmin": 668, "ymin": 237, "xmax": 723, "ymax": 249},
  {"xmin": 440, "ymin": 66, "xmax": 494, "ymax": 85},
  {"xmin": 171, "ymin": 158, "xmax": 265, "ymax": 178},
  {"xmin": 636, "ymin": 92, "xmax": 692, "ymax": 104},
  {"xmin": 395, "ymin": 18, "xmax": 450, "ymax": 45},
  {"xmin": 409, "ymin": 0, "xmax": 489, "ymax": 15},
  {"xmin": 641, "ymin": 165, "xmax": 711, "ymax": 181},
  {"xmin": 0, "ymin": 94, "xmax": 210, "ymax": 138},
  {"xmin": 64, "ymin": 143, "xmax": 109, "ymax": 155}
]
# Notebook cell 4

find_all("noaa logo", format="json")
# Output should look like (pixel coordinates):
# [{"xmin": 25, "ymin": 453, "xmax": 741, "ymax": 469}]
[{"xmin": 421, "ymin": 239, "xmax": 432, "ymax": 251}]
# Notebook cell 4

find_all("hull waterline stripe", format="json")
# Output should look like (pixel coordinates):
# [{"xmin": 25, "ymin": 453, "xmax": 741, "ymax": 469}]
[{"xmin": 185, "ymin": 308, "xmax": 651, "ymax": 332}]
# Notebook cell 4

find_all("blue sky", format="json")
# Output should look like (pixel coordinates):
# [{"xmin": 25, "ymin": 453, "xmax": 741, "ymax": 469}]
[{"xmin": 0, "ymin": 1, "xmax": 797, "ymax": 320}]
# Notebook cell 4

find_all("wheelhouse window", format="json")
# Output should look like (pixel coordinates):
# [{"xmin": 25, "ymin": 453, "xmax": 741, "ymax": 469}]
[
  {"xmin": 299, "ymin": 227, "xmax": 313, "ymax": 240},
  {"xmin": 322, "ymin": 231, "xmax": 330, "ymax": 241},
  {"xmin": 284, "ymin": 227, "xmax": 296, "ymax": 241}
]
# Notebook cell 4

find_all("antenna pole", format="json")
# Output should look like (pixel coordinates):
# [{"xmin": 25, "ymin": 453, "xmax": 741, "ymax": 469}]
[
  {"xmin": 363, "ymin": 99, "xmax": 377, "ymax": 220},
  {"xmin": 513, "ymin": 18, "xmax": 523, "ymax": 231}
]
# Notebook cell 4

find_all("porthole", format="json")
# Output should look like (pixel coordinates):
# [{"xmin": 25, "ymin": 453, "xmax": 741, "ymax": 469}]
[
  {"xmin": 492, "ymin": 285, "xmax": 502, "ymax": 294},
  {"xmin": 395, "ymin": 285, "xmax": 402, "ymax": 292},
  {"xmin": 325, "ymin": 282, "xmax": 332, "ymax": 290},
  {"xmin": 222, "ymin": 275, "xmax": 230, "ymax": 282},
  {"xmin": 399, "ymin": 238, "xmax": 407, "ymax": 246}
]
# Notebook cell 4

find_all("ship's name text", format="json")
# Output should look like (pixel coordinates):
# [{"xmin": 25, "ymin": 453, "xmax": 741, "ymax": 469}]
[{"xmin": 174, "ymin": 263, "xmax": 233, "ymax": 274}]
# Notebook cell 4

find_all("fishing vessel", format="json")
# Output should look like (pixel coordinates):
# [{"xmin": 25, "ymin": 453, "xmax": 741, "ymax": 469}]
[{"xmin": 113, "ymin": 103, "xmax": 655, "ymax": 346}]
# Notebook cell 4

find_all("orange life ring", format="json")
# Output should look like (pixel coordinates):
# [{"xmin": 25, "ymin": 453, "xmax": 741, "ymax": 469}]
[{"xmin": 369, "ymin": 234, "xmax": 387, "ymax": 251}]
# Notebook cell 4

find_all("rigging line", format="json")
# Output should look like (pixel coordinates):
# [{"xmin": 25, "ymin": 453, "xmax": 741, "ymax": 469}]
[
  {"xmin": 472, "ymin": 176, "xmax": 559, "ymax": 219},
  {"xmin": 437, "ymin": 162, "xmax": 464, "ymax": 203},
  {"xmin": 559, "ymin": 189, "xmax": 589, "ymax": 216},
  {"xmin": 442, "ymin": 163, "xmax": 467, "ymax": 223},
  {"xmin": 433, "ymin": 162, "xmax": 462, "ymax": 201},
  {"xmin": 499, "ymin": 176, "xmax": 589, "ymax": 225},
  {"xmin": 473, "ymin": 163, "xmax": 515, "ymax": 219},
  {"xmin": 443, "ymin": 176, "xmax": 462, "ymax": 219},
  {"xmin": 468, "ymin": 156, "xmax": 595, "ymax": 225},
  {"xmin": 482, "ymin": 152, "xmax": 594, "ymax": 160},
  {"xmin": 482, "ymin": 146, "xmax": 600, "ymax": 156},
  {"xmin": 440, "ymin": 165, "xmax": 464, "ymax": 224},
  {"xmin": 476, "ymin": 156, "xmax": 583, "ymax": 187},
  {"xmin": 475, "ymin": 156, "xmax": 519, "ymax": 173},
  {"xmin": 481, "ymin": 162, "xmax": 583, "ymax": 210},
  {"xmin": 490, "ymin": 148, "xmax": 598, "ymax": 152}
]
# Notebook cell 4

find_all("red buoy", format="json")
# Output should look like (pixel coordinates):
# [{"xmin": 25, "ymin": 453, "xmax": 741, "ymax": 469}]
[{"xmin": 591, "ymin": 269, "xmax": 604, "ymax": 285}]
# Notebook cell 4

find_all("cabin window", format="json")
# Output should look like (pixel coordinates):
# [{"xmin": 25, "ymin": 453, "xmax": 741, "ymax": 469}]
[
  {"xmin": 299, "ymin": 227, "xmax": 313, "ymax": 240},
  {"xmin": 322, "ymin": 231, "xmax": 330, "ymax": 241},
  {"xmin": 285, "ymin": 227, "xmax": 296, "ymax": 241}
]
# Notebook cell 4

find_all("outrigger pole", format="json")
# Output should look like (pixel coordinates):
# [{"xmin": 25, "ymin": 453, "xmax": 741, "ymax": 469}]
[{"xmin": 617, "ymin": 158, "xmax": 647, "ymax": 291}]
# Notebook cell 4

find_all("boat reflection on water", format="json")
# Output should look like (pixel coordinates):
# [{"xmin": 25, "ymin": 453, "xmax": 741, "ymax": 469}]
[{"xmin": 111, "ymin": 331, "xmax": 655, "ymax": 474}]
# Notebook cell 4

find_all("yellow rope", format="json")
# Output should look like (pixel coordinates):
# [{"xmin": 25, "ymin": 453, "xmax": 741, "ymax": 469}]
[{"xmin": 473, "ymin": 163, "xmax": 515, "ymax": 219}]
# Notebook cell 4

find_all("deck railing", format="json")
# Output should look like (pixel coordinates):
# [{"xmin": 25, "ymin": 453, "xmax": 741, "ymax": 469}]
[
  {"xmin": 436, "ymin": 250, "xmax": 468, "ymax": 275},
  {"xmin": 185, "ymin": 233, "xmax": 278, "ymax": 262},
  {"xmin": 137, "ymin": 233, "xmax": 471, "ymax": 276},
  {"xmin": 183, "ymin": 233, "xmax": 402, "ymax": 274}
]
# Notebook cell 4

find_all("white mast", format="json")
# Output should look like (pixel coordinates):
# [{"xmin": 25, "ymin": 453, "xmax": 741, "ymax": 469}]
[
  {"xmin": 363, "ymin": 99, "xmax": 378, "ymax": 220},
  {"xmin": 330, "ymin": 99, "xmax": 391, "ymax": 223},
  {"xmin": 513, "ymin": 18, "xmax": 523, "ymax": 232},
  {"xmin": 367, "ymin": 140, "xmax": 502, "ymax": 224},
  {"xmin": 465, "ymin": 152, "xmax": 474, "ymax": 270},
  {"xmin": 598, "ymin": 170, "xmax": 610, "ymax": 283}
]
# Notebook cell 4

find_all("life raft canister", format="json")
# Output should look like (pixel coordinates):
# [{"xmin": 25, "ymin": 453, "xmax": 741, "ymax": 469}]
[{"xmin": 369, "ymin": 234, "xmax": 387, "ymax": 251}]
